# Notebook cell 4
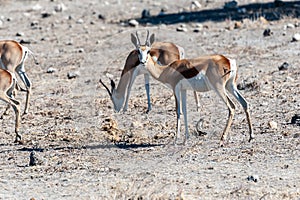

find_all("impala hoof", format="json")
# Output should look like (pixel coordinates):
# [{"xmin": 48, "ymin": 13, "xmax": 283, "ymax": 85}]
[{"xmin": 14, "ymin": 134, "xmax": 23, "ymax": 144}]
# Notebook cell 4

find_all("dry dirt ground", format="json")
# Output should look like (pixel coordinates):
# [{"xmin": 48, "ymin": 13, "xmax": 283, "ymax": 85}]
[{"xmin": 0, "ymin": 0, "xmax": 300, "ymax": 199}]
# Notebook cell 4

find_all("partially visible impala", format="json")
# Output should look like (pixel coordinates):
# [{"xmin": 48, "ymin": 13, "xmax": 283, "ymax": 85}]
[
  {"xmin": 0, "ymin": 40, "xmax": 33, "ymax": 115},
  {"xmin": 100, "ymin": 31, "xmax": 200, "ymax": 113},
  {"xmin": 133, "ymin": 31, "xmax": 253, "ymax": 145},
  {"xmin": 0, "ymin": 69, "xmax": 21, "ymax": 142}
]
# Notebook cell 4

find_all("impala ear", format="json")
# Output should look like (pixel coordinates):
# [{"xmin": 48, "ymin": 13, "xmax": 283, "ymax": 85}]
[
  {"xmin": 131, "ymin": 33, "xmax": 139, "ymax": 48},
  {"xmin": 149, "ymin": 33, "xmax": 155, "ymax": 46}
]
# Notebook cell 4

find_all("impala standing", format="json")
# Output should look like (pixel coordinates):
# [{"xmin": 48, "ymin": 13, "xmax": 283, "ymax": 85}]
[
  {"xmin": 0, "ymin": 40, "xmax": 33, "ymax": 115},
  {"xmin": 132, "ymin": 31, "xmax": 253, "ymax": 145},
  {"xmin": 100, "ymin": 31, "xmax": 201, "ymax": 113}
]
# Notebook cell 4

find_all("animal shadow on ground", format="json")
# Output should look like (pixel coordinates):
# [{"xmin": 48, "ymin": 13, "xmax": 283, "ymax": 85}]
[{"xmin": 134, "ymin": 1, "xmax": 300, "ymax": 25}]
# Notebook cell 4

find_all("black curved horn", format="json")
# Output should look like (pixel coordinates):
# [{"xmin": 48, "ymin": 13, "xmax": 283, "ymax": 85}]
[{"xmin": 99, "ymin": 79, "xmax": 112, "ymax": 96}]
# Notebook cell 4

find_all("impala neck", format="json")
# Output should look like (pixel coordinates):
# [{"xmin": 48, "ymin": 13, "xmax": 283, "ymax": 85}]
[
  {"xmin": 114, "ymin": 72, "xmax": 130, "ymax": 98},
  {"xmin": 146, "ymin": 56, "xmax": 168, "ymax": 81}
]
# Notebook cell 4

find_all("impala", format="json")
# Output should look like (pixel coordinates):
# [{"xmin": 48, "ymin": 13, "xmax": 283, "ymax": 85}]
[
  {"xmin": 100, "ymin": 31, "xmax": 201, "ymax": 113},
  {"xmin": 133, "ymin": 32, "xmax": 253, "ymax": 145},
  {"xmin": 0, "ymin": 40, "xmax": 33, "ymax": 115},
  {"xmin": 0, "ymin": 69, "xmax": 21, "ymax": 142}
]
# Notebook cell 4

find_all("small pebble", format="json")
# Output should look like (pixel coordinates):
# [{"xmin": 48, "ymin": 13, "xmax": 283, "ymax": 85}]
[
  {"xmin": 292, "ymin": 33, "xmax": 300, "ymax": 42},
  {"xmin": 76, "ymin": 19, "xmax": 84, "ymax": 24},
  {"xmin": 54, "ymin": 3, "xmax": 67, "ymax": 12},
  {"xmin": 191, "ymin": 0, "xmax": 202, "ymax": 10},
  {"xmin": 268, "ymin": 121, "xmax": 278, "ymax": 129},
  {"xmin": 16, "ymin": 32, "xmax": 24, "ymax": 36},
  {"xmin": 47, "ymin": 67, "xmax": 57, "ymax": 73},
  {"xmin": 67, "ymin": 71, "xmax": 80, "ymax": 79},
  {"xmin": 247, "ymin": 175, "xmax": 259, "ymax": 182},
  {"xmin": 77, "ymin": 48, "xmax": 84, "ymax": 53},
  {"xmin": 263, "ymin": 28, "xmax": 272, "ymax": 37},
  {"xmin": 286, "ymin": 23, "xmax": 295, "ymax": 29},
  {"xmin": 278, "ymin": 62, "xmax": 289, "ymax": 71},
  {"xmin": 128, "ymin": 19, "xmax": 139, "ymax": 27},
  {"xmin": 177, "ymin": 25, "xmax": 188, "ymax": 32}
]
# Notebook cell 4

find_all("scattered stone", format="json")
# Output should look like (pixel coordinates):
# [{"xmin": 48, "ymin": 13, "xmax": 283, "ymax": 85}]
[
  {"xmin": 193, "ymin": 23, "xmax": 203, "ymax": 32},
  {"xmin": 31, "ymin": 21, "xmax": 39, "ymax": 28},
  {"xmin": 237, "ymin": 79, "xmax": 259, "ymax": 91},
  {"xmin": 76, "ymin": 18, "xmax": 84, "ymax": 24},
  {"xmin": 141, "ymin": 9, "xmax": 150, "ymax": 18},
  {"xmin": 77, "ymin": 48, "xmax": 84, "ymax": 53},
  {"xmin": 234, "ymin": 21, "xmax": 243, "ymax": 29},
  {"xmin": 286, "ymin": 23, "xmax": 295, "ymax": 29},
  {"xmin": 98, "ymin": 14, "xmax": 106, "ymax": 20},
  {"xmin": 268, "ymin": 121, "xmax": 278, "ymax": 129},
  {"xmin": 191, "ymin": 1, "xmax": 202, "ymax": 10},
  {"xmin": 259, "ymin": 16, "xmax": 269, "ymax": 24},
  {"xmin": 224, "ymin": 1, "xmax": 238, "ymax": 9},
  {"xmin": 263, "ymin": 28, "xmax": 272, "ymax": 37},
  {"xmin": 16, "ymin": 32, "xmax": 24, "ymax": 36},
  {"xmin": 47, "ymin": 67, "xmax": 57, "ymax": 73},
  {"xmin": 128, "ymin": 19, "xmax": 139, "ymax": 27},
  {"xmin": 278, "ymin": 62, "xmax": 289, "ymax": 71},
  {"xmin": 32, "ymin": 4, "xmax": 42, "ymax": 11},
  {"xmin": 292, "ymin": 33, "xmax": 300, "ymax": 42},
  {"xmin": 67, "ymin": 71, "xmax": 80, "ymax": 79},
  {"xmin": 247, "ymin": 175, "xmax": 259, "ymax": 182},
  {"xmin": 19, "ymin": 39, "xmax": 31, "ymax": 44},
  {"xmin": 54, "ymin": 3, "xmax": 67, "ymax": 12},
  {"xmin": 176, "ymin": 24, "xmax": 188, "ymax": 32},
  {"xmin": 41, "ymin": 12, "xmax": 51, "ymax": 18},
  {"xmin": 291, "ymin": 114, "xmax": 300, "ymax": 125}
]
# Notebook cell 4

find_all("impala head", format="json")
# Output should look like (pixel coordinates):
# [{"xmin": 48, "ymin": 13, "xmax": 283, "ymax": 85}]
[
  {"xmin": 99, "ymin": 79, "xmax": 124, "ymax": 112},
  {"xmin": 131, "ymin": 30, "xmax": 155, "ymax": 64}
]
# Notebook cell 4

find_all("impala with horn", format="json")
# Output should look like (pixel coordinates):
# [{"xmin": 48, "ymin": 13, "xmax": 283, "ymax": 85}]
[
  {"xmin": 132, "ymin": 31, "xmax": 253, "ymax": 145},
  {"xmin": 0, "ymin": 69, "xmax": 21, "ymax": 143},
  {"xmin": 0, "ymin": 40, "xmax": 35, "ymax": 115},
  {"xmin": 100, "ymin": 31, "xmax": 201, "ymax": 113}
]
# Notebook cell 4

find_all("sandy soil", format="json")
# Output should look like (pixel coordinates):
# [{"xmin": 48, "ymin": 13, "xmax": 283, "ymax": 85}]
[{"xmin": 0, "ymin": 0, "xmax": 299, "ymax": 199}]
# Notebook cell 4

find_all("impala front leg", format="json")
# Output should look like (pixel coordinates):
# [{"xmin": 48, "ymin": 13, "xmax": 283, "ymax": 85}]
[
  {"xmin": 144, "ymin": 73, "xmax": 152, "ymax": 113},
  {"xmin": 174, "ymin": 88, "xmax": 181, "ymax": 144},
  {"xmin": 181, "ymin": 89, "xmax": 189, "ymax": 144}
]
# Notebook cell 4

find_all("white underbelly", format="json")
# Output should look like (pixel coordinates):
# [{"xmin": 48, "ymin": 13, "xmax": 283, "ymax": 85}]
[{"xmin": 179, "ymin": 73, "xmax": 211, "ymax": 92}]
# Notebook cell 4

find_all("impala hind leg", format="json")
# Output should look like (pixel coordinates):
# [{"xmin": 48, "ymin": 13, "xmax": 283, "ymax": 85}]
[
  {"xmin": 226, "ymin": 84, "xmax": 254, "ymax": 142},
  {"xmin": 17, "ymin": 70, "xmax": 32, "ymax": 114}
]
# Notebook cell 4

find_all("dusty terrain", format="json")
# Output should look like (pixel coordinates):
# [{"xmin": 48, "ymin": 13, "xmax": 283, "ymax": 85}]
[{"xmin": 0, "ymin": 0, "xmax": 299, "ymax": 199}]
